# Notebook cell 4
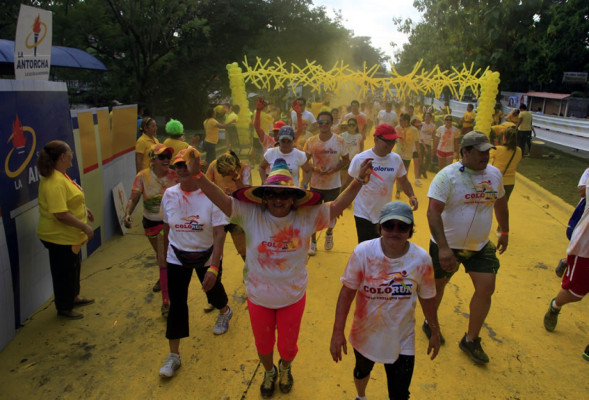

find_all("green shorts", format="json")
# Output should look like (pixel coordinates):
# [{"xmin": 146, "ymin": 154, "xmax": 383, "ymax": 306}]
[{"xmin": 430, "ymin": 240, "xmax": 500, "ymax": 279}]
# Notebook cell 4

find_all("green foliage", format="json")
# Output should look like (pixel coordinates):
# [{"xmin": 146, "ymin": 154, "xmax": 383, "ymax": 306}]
[
  {"xmin": 393, "ymin": 0, "xmax": 589, "ymax": 93},
  {"xmin": 1, "ymin": 0, "xmax": 387, "ymax": 128}
]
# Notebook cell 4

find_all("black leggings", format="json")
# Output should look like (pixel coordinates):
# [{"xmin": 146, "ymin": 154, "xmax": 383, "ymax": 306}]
[
  {"xmin": 354, "ymin": 216, "xmax": 380, "ymax": 244},
  {"xmin": 165, "ymin": 260, "xmax": 228, "ymax": 339},
  {"xmin": 41, "ymin": 240, "xmax": 81, "ymax": 311},
  {"xmin": 354, "ymin": 349, "xmax": 415, "ymax": 400}
]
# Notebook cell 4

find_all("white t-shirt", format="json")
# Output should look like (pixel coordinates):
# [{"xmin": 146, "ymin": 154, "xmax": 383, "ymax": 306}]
[
  {"xmin": 162, "ymin": 185, "xmax": 229, "ymax": 266},
  {"xmin": 341, "ymin": 240, "xmax": 436, "ymax": 364},
  {"xmin": 341, "ymin": 132, "xmax": 363, "ymax": 159},
  {"xmin": 420, "ymin": 122, "xmax": 436, "ymax": 146},
  {"xmin": 568, "ymin": 174, "xmax": 589, "ymax": 258},
  {"xmin": 264, "ymin": 147, "xmax": 307, "ymax": 186},
  {"xmin": 230, "ymin": 200, "xmax": 330, "ymax": 308},
  {"xmin": 435, "ymin": 126, "xmax": 460, "ymax": 153},
  {"xmin": 291, "ymin": 110, "xmax": 316, "ymax": 127},
  {"xmin": 427, "ymin": 162, "xmax": 505, "ymax": 251},
  {"xmin": 304, "ymin": 134, "xmax": 349, "ymax": 190},
  {"xmin": 377, "ymin": 110, "xmax": 398, "ymax": 127},
  {"xmin": 348, "ymin": 149, "xmax": 407, "ymax": 223}
]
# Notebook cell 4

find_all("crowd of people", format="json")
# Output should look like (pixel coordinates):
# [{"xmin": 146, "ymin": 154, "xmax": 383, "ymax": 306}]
[{"xmin": 35, "ymin": 95, "xmax": 588, "ymax": 400}]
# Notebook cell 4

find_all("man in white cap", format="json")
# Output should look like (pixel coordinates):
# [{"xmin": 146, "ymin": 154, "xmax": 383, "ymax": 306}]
[{"xmin": 426, "ymin": 131, "xmax": 509, "ymax": 364}]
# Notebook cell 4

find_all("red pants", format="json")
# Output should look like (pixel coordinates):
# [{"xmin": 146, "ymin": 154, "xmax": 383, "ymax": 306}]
[{"xmin": 247, "ymin": 294, "xmax": 306, "ymax": 361}]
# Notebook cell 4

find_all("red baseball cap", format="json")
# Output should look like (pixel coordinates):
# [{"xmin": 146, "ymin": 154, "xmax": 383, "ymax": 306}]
[
  {"xmin": 273, "ymin": 120, "xmax": 286, "ymax": 131},
  {"xmin": 374, "ymin": 124, "xmax": 400, "ymax": 140}
]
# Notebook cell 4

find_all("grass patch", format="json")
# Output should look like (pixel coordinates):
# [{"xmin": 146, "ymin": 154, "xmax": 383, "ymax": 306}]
[{"xmin": 517, "ymin": 146, "xmax": 587, "ymax": 206}]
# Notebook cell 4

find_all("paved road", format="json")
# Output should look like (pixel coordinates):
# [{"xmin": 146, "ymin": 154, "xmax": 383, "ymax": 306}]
[{"xmin": 0, "ymin": 139, "xmax": 587, "ymax": 399}]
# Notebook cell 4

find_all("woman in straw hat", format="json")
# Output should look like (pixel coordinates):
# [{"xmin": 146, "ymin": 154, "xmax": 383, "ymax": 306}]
[
  {"xmin": 180, "ymin": 146, "xmax": 374, "ymax": 398},
  {"xmin": 124, "ymin": 143, "xmax": 177, "ymax": 316}
]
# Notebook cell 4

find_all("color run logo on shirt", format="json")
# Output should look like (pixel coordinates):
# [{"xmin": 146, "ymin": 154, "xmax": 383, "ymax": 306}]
[
  {"xmin": 260, "ymin": 238, "xmax": 297, "ymax": 252},
  {"xmin": 464, "ymin": 180, "xmax": 498, "ymax": 203},
  {"xmin": 373, "ymin": 166, "xmax": 396, "ymax": 172},
  {"xmin": 362, "ymin": 271, "xmax": 413, "ymax": 298},
  {"xmin": 175, "ymin": 215, "xmax": 204, "ymax": 231}
]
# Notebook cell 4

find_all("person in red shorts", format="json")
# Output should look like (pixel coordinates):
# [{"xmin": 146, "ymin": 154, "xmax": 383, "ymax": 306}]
[{"xmin": 544, "ymin": 173, "xmax": 589, "ymax": 361}]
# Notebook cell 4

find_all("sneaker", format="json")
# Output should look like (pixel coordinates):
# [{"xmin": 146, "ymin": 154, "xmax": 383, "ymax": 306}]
[
  {"xmin": 260, "ymin": 365, "xmax": 277, "ymax": 398},
  {"xmin": 324, "ymin": 232, "xmax": 334, "ymax": 251},
  {"xmin": 308, "ymin": 241, "xmax": 317, "ymax": 256},
  {"xmin": 583, "ymin": 345, "xmax": 589, "ymax": 361},
  {"xmin": 203, "ymin": 303, "xmax": 215, "ymax": 313},
  {"xmin": 543, "ymin": 298, "xmax": 560, "ymax": 332},
  {"xmin": 159, "ymin": 353, "xmax": 181, "ymax": 378},
  {"xmin": 555, "ymin": 259, "xmax": 567, "ymax": 278},
  {"xmin": 422, "ymin": 320, "xmax": 445, "ymax": 344},
  {"xmin": 395, "ymin": 191, "xmax": 401, "ymax": 199},
  {"xmin": 459, "ymin": 334, "xmax": 489, "ymax": 364},
  {"xmin": 278, "ymin": 359, "xmax": 294, "ymax": 393},
  {"xmin": 415, "ymin": 179, "xmax": 423, "ymax": 187},
  {"xmin": 213, "ymin": 306, "xmax": 233, "ymax": 335},
  {"xmin": 161, "ymin": 303, "xmax": 170, "ymax": 318},
  {"xmin": 152, "ymin": 279, "xmax": 161, "ymax": 292}
]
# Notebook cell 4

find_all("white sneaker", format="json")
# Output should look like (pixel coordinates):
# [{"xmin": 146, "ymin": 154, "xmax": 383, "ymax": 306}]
[
  {"xmin": 415, "ymin": 179, "xmax": 422, "ymax": 187},
  {"xmin": 213, "ymin": 306, "xmax": 233, "ymax": 335},
  {"xmin": 159, "ymin": 353, "xmax": 181, "ymax": 378},
  {"xmin": 324, "ymin": 232, "xmax": 334, "ymax": 250},
  {"xmin": 308, "ymin": 241, "xmax": 317, "ymax": 256}
]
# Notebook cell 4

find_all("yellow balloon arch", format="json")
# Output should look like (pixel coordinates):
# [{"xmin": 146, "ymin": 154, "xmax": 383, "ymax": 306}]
[{"xmin": 226, "ymin": 57, "xmax": 500, "ymax": 135}]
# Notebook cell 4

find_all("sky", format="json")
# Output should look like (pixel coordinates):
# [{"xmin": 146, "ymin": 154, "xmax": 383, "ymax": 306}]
[{"xmin": 312, "ymin": 0, "xmax": 422, "ymax": 63}]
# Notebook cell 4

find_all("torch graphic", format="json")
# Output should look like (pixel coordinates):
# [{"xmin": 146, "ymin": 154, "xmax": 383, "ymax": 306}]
[
  {"xmin": 32, "ymin": 15, "xmax": 41, "ymax": 56},
  {"xmin": 12, "ymin": 115, "xmax": 27, "ymax": 155}
]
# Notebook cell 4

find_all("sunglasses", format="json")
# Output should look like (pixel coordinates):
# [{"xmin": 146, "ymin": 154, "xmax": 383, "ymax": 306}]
[
  {"xmin": 157, "ymin": 154, "xmax": 172, "ymax": 160},
  {"xmin": 174, "ymin": 162, "xmax": 187, "ymax": 169},
  {"xmin": 381, "ymin": 220, "xmax": 412, "ymax": 233},
  {"xmin": 348, "ymin": 123, "xmax": 357, "ymax": 127},
  {"xmin": 318, "ymin": 120, "xmax": 331, "ymax": 125},
  {"xmin": 264, "ymin": 190, "xmax": 295, "ymax": 200}
]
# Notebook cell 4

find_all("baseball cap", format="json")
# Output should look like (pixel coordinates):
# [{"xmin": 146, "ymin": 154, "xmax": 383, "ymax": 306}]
[
  {"xmin": 172, "ymin": 146, "xmax": 201, "ymax": 165},
  {"xmin": 278, "ymin": 126, "xmax": 295, "ymax": 141},
  {"xmin": 150, "ymin": 143, "xmax": 174, "ymax": 157},
  {"xmin": 379, "ymin": 201, "xmax": 414, "ymax": 225},
  {"xmin": 273, "ymin": 120, "xmax": 286, "ymax": 131},
  {"xmin": 461, "ymin": 131, "xmax": 496, "ymax": 151},
  {"xmin": 374, "ymin": 124, "xmax": 401, "ymax": 140}
]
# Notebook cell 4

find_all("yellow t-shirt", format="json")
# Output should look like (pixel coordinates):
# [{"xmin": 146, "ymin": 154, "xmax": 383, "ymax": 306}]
[
  {"xmin": 136, "ymin": 133, "xmax": 159, "ymax": 170},
  {"xmin": 204, "ymin": 118, "xmax": 220, "ymax": 144},
  {"xmin": 37, "ymin": 171, "xmax": 88, "ymax": 245},
  {"xmin": 518, "ymin": 111, "xmax": 533, "ymax": 131},
  {"xmin": 462, "ymin": 111, "xmax": 475, "ymax": 128},
  {"xmin": 490, "ymin": 146, "xmax": 522, "ymax": 186},
  {"xmin": 163, "ymin": 137, "xmax": 189, "ymax": 157}
]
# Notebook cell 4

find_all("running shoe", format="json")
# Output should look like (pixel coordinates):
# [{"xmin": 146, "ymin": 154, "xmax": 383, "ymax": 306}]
[
  {"xmin": 159, "ymin": 353, "xmax": 181, "ymax": 378},
  {"xmin": 459, "ymin": 334, "xmax": 489, "ymax": 364},
  {"xmin": 415, "ymin": 179, "xmax": 423, "ymax": 187},
  {"xmin": 583, "ymin": 345, "xmax": 589, "ymax": 361},
  {"xmin": 57, "ymin": 310, "xmax": 83, "ymax": 320},
  {"xmin": 152, "ymin": 279, "xmax": 161, "ymax": 292},
  {"xmin": 260, "ymin": 365, "xmax": 277, "ymax": 398},
  {"xmin": 543, "ymin": 298, "xmax": 560, "ymax": 332},
  {"xmin": 213, "ymin": 306, "xmax": 233, "ymax": 335},
  {"xmin": 324, "ymin": 232, "xmax": 334, "ymax": 251},
  {"xmin": 308, "ymin": 241, "xmax": 317, "ymax": 256},
  {"xmin": 203, "ymin": 303, "xmax": 215, "ymax": 313},
  {"xmin": 278, "ymin": 359, "xmax": 294, "ymax": 393}
]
